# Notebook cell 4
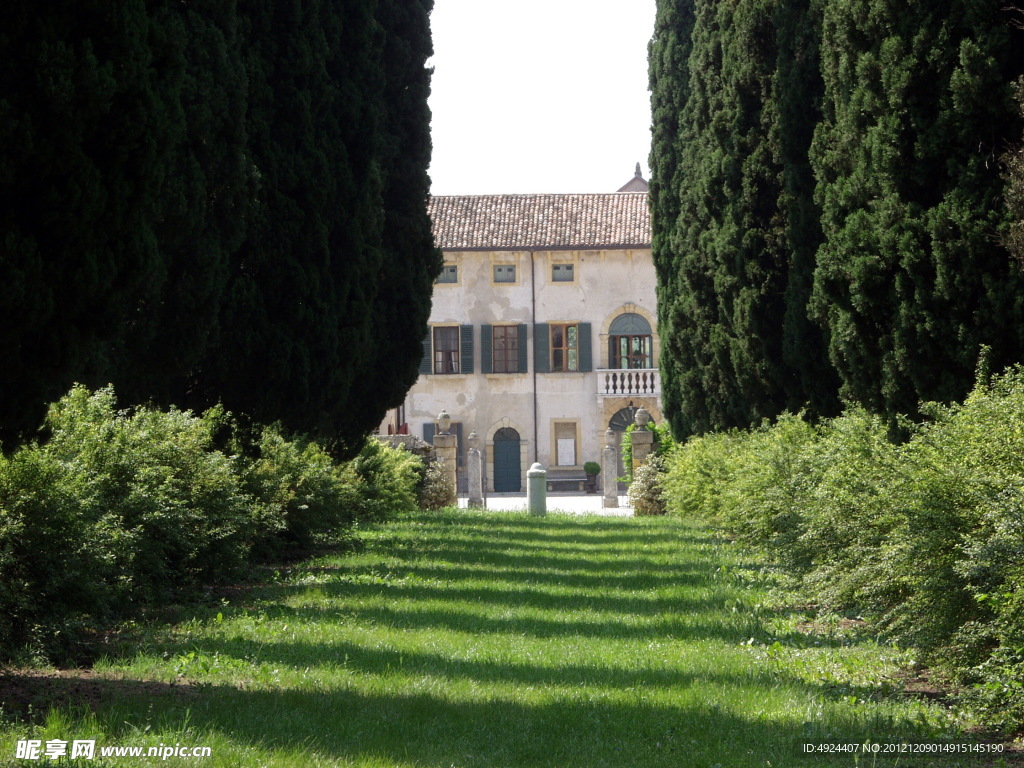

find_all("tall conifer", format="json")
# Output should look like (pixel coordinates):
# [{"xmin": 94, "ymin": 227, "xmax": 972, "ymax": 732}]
[
  {"xmin": 650, "ymin": 0, "xmax": 837, "ymax": 438},
  {"xmin": 810, "ymin": 0, "xmax": 1024, "ymax": 418},
  {"xmin": 0, "ymin": 1, "xmax": 440, "ymax": 449}
]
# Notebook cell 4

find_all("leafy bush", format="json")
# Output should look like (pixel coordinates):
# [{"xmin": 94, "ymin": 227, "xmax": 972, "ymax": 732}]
[
  {"xmin": 0, "ymin": 385, "xmax": 423, "ymax": 664},
  {"xmin": 628, "ymin": 454, "xmax": 667, "ymax": 515},
  {"xmin": 417, "ymin": 459, "xmax": 457, "ymax": 510},
  {"xmin": 43, "ymin": 387, "xmax": 255, "ymax": 605},
  {"xmin": 661, "ymin": 367, "xmax": 1024, "ymax": 733},
  {"xmin": 241, "ymin": 425, "xmax": 360, "ymax": 553}
]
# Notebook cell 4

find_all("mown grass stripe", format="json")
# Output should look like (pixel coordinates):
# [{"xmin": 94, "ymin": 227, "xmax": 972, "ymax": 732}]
[{"xmin": 0, "ymin": 510, "xmax": 996, "ymax": 767}]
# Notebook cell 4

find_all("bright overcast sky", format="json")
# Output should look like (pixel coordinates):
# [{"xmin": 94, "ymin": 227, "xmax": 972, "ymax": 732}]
[{"xmin": 426, "ymin": 0, "xmax": 657, "ymax": 195}]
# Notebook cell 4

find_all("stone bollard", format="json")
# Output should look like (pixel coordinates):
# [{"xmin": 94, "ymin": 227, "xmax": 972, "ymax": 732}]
[
  {"xmin": 467, "ymin": 431, "xmax": 484, "ymax": 509},
  {"xmin": 602, "ymin": 428, "xmax": 619, "ymax": 509},
  {"xmin": 433, "ymin": 409, "xmax": 458, "ymax": 502},
  {"xmin": 630, "ymin": 407, "xmax": 654, "ymax": 472},
  {"xmin": 527, "ymin": 462, "xmax": 547, "ymax": 516}
]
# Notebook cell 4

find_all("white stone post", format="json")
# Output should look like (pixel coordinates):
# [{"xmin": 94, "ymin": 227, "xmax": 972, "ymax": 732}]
[
  {"xmin": 602, "ymin": 428, "xmax": 619, "ymax": 509},
  {"xmin": 527, "ymin": 462, "xmax": 547, "ymax": 516},
  {"xmin": 467, "ymin": 431, "xmax": 484, "ymax": 509}
]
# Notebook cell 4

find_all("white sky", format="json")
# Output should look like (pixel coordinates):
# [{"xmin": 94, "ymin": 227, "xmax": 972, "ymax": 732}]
[{"xmin": 426, "ymin": 0, "xmax": 657, "ymax": 195}]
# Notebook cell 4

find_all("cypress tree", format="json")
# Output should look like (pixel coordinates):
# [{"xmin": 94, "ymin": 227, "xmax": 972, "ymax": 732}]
[
  {"xmin": 193, "ymin": 0, "xmax": 388, "ymax": 446},
  {"xmin": 339, "ymin": 0, "xmax": 442, "ymax": 440},
  {"xmin": 112, "ymin": 0, "xmax": 255, "ymax": 408},
  {"xmin": 650, "ymin": 0, "xmax": 837, "ymax": 439},
  {"xmin": 0, "ymin": 2, "xmax": 175, "ymax": 442},
  {"xmin": 810, "ymin": 0, "xmax": 1024, "ymax": 418},
  {"xmin": 1, "ymin": 0, "xmax": 440, "ymax": 451}
]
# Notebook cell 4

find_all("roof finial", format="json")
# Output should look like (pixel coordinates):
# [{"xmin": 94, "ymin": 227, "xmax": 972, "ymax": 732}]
[{"xmin": 634, "ymin": 162, "xmax": 642, "ymax": 178}]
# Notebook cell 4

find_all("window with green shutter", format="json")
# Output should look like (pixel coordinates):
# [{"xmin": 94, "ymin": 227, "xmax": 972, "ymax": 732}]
[
  {"xmin": 433, "ymin": 326, "xmax": 460, "ymax": 374},
  {"xmin": 537, "ymin": 322, "xmax": 591, "ymax": 372}
]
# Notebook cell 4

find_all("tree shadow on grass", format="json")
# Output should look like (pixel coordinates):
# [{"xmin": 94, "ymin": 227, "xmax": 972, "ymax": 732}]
[{"xmin": 0, "ymin": 671, "xmax": 1007, "ymax": 768}]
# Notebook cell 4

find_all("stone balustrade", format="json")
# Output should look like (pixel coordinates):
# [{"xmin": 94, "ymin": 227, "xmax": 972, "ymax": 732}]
[{"xmin": 596, "ymin": 368, "xmax": 660, "ymax": 396}]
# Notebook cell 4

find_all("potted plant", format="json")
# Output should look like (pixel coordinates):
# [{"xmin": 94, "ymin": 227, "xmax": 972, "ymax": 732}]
[{"xmin": 583, "ymin": 461, "xmax": 601, "ymax": 493}]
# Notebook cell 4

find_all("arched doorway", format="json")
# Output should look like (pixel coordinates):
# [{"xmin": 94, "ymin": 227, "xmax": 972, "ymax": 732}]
[
  {"xmin": 493, "ymin": 427, "xmax": 522, "ymax": 492},
  {"xmin": 608, "ymin": 405, "xmax": 657, "ymax": 491}
]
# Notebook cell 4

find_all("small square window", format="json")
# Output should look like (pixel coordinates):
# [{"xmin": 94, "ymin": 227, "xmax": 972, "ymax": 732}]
[
  {"xmin": 437, "ymin": 264, "xmax": 458, "ymax": 284},
  {"xmin": 552, "ymin": 263, "xmax": 574, "ymax": 282},
  {"xmin": 493, "ymin": 264, "xmax": 516, "ymax": 283}
]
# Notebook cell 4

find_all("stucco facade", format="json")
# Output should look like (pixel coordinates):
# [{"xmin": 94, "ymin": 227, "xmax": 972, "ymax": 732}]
[{"xmin": 383, "ymin": 179, "xmax": 660, "ymax": 494}]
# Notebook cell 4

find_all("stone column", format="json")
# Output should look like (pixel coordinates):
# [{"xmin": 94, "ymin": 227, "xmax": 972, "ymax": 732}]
[
  {"xmin": 433, "ymin": 409, "xmax": 458, "ymax": 502},
  {"xmin": 527, "ymin": 463, "xmax": 547, "ymax": 516},
  {"xmin": 630, "ymin": 407, "xmax": 654, "ymax": 472},
  {"xmin": 602, "ymin": 428, "xmax": 619, "ymax": 509},
  {"xmin": 467, "ymin": 431, "xmax": 484, "ymax": 509}
]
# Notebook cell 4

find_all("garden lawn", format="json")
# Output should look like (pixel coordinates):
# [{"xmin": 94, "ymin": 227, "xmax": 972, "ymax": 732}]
[{"xmin": 0, "ymin": 510, "xmax": 1013, "ymax": 767}]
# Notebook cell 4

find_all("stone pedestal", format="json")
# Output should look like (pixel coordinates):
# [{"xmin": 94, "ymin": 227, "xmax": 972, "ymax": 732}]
[
  {"xmin": 527, "ymin": 463, "xmax": 547, "ymax": 517},
  {"xmin": 630, "ymin": 407, "xmax": 654, "ymax": 471},
  {"xmin": 432, "ymin": 410, "xmax": 458, "ymax": 502},
  {"xmin": 602, "ymin": 428, "xmax": 619, "ymax": 509},
  {"xmin": 467, "ymin": 431, "xmax": 484, "ymax": 509}
]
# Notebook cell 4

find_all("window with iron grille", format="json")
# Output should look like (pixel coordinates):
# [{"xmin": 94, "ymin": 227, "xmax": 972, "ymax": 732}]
[
  {"xmin": 552, "ymin": 263, "xmax": 574, "ymax": 282},
  {"xmin": 493, "ymin": 264, "xmax": 516, "ymax": 283}
]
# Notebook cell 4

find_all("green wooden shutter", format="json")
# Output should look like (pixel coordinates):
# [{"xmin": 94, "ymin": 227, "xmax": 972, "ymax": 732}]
[
  {"xmin": 480, "ymin": 324, "xmax": 492, "ymax": 374},
  {"xmin": 460, "ymin": 324, "xmax": 474, "ymax": 374},
  {"xmin": 578, "ymin": 322, "xmax": 592, "ymax": 372},
  {"xmin": 517, "ymin": 324, "xmax": 528, "ymax": 373},
  {"xmin": 534, "ymin": 323, "xmax": 550, "ymax": 373},
  {"xmin": 419, "ymin": 332, "xmax": 432, "ymax": 375},
  {"xmin": 423, "ymin": 422, "xmax": 435, "ymax": 443}
]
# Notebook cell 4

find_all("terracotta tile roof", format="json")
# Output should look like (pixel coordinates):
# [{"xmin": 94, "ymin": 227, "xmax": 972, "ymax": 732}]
[{"xmin": 428, "ymin": 193, "xmax": 650, "ymax": 251}]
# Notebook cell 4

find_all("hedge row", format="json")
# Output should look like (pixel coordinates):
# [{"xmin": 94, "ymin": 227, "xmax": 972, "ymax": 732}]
[
  {"xmin": 0, "ymin": 386, "xmax": 422, "ymax": 665},
  {"xmin": 663, "ymin": 367, "xmax": 1024, "ymax": 733}
]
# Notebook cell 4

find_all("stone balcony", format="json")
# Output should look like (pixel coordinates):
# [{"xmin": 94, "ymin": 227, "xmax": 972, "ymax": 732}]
[{"xmin": 596, "ymin": 368, "xmax": 661, "ymax": 397}]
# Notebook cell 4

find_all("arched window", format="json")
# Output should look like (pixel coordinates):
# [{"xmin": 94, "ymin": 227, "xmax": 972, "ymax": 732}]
[{"xmin": 608, "ymin": 313, "xmax": 653, "ymax": 369}]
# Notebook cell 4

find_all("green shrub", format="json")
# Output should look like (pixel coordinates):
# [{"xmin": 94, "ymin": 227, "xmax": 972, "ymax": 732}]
[
  {"xmin": 662, "ymin": 430, "xmax": 749, "ymax": 523},
  {"xmin": 660, "ymin": 366, "xmax": 1024, "ymax": 733},
  {"xmin": 43, "ymin": 387, "xmax": 255, "ymax": 606},
  {"xmin": 349, "ymin": 438, "xmax": 423, "ymax": 521},
  {"xmin": 628, "ymin": 454, "xmax": 667, "ymax": 515},
  {"xmin": 0, "ymin": 386, "xmax": 418, "ymax": 664},
  {"xmin": 418, "ymin": 459, "xmax": 456, "ymax": 510},
  {"xmin": 241, "ymin": 425, "xmax": 360, "ymax": 553}
]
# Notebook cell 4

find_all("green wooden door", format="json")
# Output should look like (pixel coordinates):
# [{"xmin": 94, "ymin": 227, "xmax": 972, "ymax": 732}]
[{"xmin": 493, "ymin": 428, "xmax": 521, "ymax": 492}]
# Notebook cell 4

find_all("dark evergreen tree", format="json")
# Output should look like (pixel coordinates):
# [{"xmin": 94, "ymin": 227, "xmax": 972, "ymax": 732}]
[
  {"xmin": 112, "ymin": 0, "xmax": 255, "ymax": 409},
  {"xmin": 810, "ymin": 0, "xmax": 1024, "ymax": 418},
  {"xmin": 340, "ymin": 0, "xmax": 442, "ymax": 440},
  {"xmin": 0, "ymin": 2, "xmax": 174, "ymax": 442},
  {"xmin": 1, "ymin": 0, "xmax": 439, "ymax": 451},
  {"xmin": 650, "ymin": 0, "xmax": 837, "ymax": 439}
]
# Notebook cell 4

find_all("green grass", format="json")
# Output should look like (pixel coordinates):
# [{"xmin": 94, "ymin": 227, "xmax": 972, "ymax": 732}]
[{"xmin": 0, "ymin": 510, "xmax": 1014, "ymax": 767}]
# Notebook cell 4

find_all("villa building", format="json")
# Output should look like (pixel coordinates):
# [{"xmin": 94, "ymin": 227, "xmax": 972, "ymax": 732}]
[{"xmin": 383, "ymin": 167, "xmax": 661, "ymax": 493}]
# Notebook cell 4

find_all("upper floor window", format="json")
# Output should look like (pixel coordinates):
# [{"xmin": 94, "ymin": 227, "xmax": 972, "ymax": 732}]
[
  {"xmin": 552, "ymin": 263, "xmax": 574, "ymax": 282},
  {"xmin": 493, "ymin": 264, "xmax": 516, "ymax": 283},
  {"xmin": 481, "ymin": 324, "xmax": 527, "ymax": 374},
  {"xmin": 550, "ymin": 324, "xmax": 579, "ymax": 372},
  {"xmin": 533, "ymin": 322, "xmax": 591, "ymax": 373},
  {"xmin": 433, "ymin": 326, "xmax": 460, "ymax": 374},
  {"xmin": 492, "ymin": 325, "xmax": 520, "ymax": 372},
  {"xmin": 437, "ymin": 264, "xmax": 458, "ymax": 283},
  {"xmin": 608, "ymin": 313, "xmax": 653, "ymax": 369},
  {"xmin": 420, "ymin": 325, "xmax": 474, "ymax": 376}
]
